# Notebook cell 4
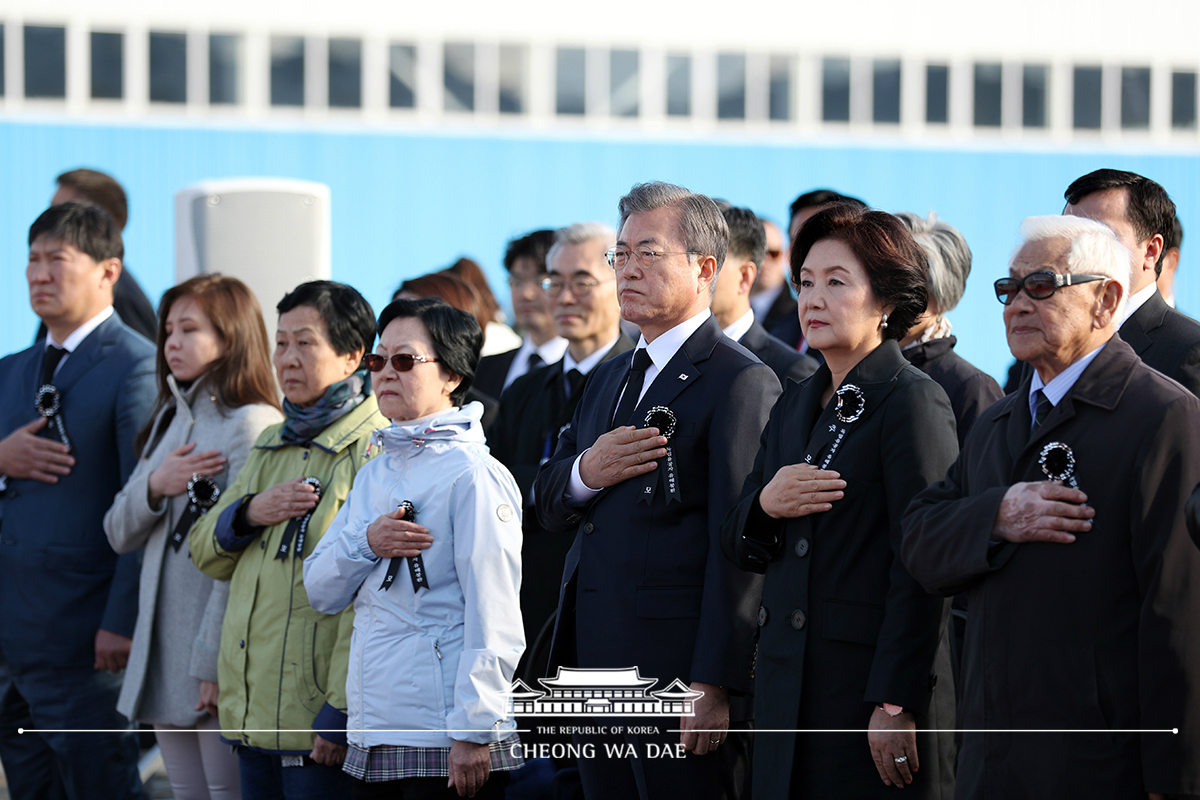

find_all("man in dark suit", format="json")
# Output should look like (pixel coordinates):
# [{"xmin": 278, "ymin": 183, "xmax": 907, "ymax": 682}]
[
  {"xmin": 489, "ymin": 221, "xmax": 633, "ymax": 655},
  {"xmin": 0, "ymin": 203, "xmax": 156, "ymax": 800},
  {"xmin": 535, "ymin": 182, "xmax": 781, "ymax": 799},
  {"xmin": 474, "ymin": 229, "xmax": 567, "ymax": 401},
  {"xmin": 748, "ymin": 218, "xmax": 796, "ymax": 333},
  {"xmin": 902, "ymin": 215, "xmax": 1200, "ymax": 800},
  {"xmin": 1064, "ymin": 169, "xmax": 1200, "ymax": 395},
  {"xmin": 713, "ymin": 203, "xmax": 817, "ymax": 385},
  {"xmin": 48, "ymin": 168, "xmax": 158, "ymax": 341}
]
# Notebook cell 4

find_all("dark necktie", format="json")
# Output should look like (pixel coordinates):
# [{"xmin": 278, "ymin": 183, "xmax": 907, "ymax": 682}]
[
  {"xmin": 41, "ymin": 346, "xmax": 68, "ymax": 386},
  {"xmin": 565, "ymin": 368, "xmax": 585, "ymax": 401},
  {"xmin": 612, "ymin": 349, "xmax": 652, "ymax": 427},
  {"xmin": 1032, "ymin": 389, "xmax": 1053, "ymax": 430},
  {"xmin": 527, "ymin": 352, "xmax": 544, "ymax": 372}
]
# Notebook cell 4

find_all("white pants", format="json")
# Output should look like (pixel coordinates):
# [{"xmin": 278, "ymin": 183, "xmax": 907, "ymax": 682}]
[{"xmin": 154, "ymin": 716, "xmax": 242, "ymax": 800}]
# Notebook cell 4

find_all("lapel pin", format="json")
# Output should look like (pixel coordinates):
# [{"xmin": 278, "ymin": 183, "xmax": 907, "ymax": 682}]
[{"xmin": 677, "ymin": 373, "xmax": 688, "ymax": 380}]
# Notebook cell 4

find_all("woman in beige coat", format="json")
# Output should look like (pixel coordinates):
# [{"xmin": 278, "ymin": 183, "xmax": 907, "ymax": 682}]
[{"xmin": 105, "ymin": 274, "xmax": 281, "ymax": 800}]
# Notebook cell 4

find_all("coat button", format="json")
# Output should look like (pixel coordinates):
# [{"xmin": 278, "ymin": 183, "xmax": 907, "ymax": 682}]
[
  {"xmin": 794, "ymin": 538, "xmax": 810, "ymax": 557},
  {"xmin": 260, "ymin": 540, "xmax": 266, "ymax": 549},
  {"xmin": 790, "ymin": 610, "xmax": 806, "ymax": 630},
  {"xmin": 757, "ymin": 606, "xmax": 768, "ymax": 626},
  {"xmin": 240, "ymin": 639, "xmax": 246, "ymax": 648},
  {"xmin": 583, "ymin": 523, "xmax": 595, "ymax": 534}
]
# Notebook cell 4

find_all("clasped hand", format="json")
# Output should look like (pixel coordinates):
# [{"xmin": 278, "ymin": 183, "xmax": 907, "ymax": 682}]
[
  {"xmin": 759, "ymin": 464, "xmax": 845, "ymax": 519},
  {"xmin": 148, "ymin": 442, "xmax": 226, "ymax": 504},
  {"xmin": 0, "ymin": 417, "xmax": 74, "ymax": 484},
  {"xmin": 367, "ymin": 505, "xmax": 433, "ymax": 558},
  {"xmin": 246, "ymin": 478, "xmax": 319, "ymax": 527},
  {"xmin": 993, "ymin": 481, "xmax": 1093, "ymax": 544},
  {"xmin": 578, "ymin": 426, "xmax": 668, "ymax": 489}
]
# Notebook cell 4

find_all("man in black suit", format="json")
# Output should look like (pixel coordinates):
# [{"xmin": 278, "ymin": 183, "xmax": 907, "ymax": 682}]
[
  {"xmin": 713, "ymin": 204, "xmax": 817, "ymax": 385},
  {"xmin": 535, "ymin": 182, "xmax": 781, "ymax": 799},
  {"xmin": 902, "ymin": 215, "xmax": 1200, "ymax": 800},
  {"xmin": 48, "ymin": 168, "xmax": 158, "ymax": 341},
  {"xmin": 1064, "ymin": 169, "xmax": 1200, "ymax": 395},
  {"xmin": 474, "ymin": 229, "xmax": 567, "ymax": 401},
  {"xmin": 489, "ymin": 221, "xmax": 633, "ymax": 654},
  {"xmin": 0, "ymin": 203, "xmax": 155, "ymax": 799},
  {"xmin": 748, "ymin": 218, "xmax": 796, "ymax": 332}
]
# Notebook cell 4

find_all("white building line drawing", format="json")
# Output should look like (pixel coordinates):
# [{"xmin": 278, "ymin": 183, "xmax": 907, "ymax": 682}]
[{"xmin": 505, "ymin": 667, "xmax": 704, "ymax": 717}]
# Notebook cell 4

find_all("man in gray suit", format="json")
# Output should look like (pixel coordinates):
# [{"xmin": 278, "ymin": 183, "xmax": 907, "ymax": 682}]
[{"xmin": 0, "ymin": 202, "xmax": 156, "ymax": 800}]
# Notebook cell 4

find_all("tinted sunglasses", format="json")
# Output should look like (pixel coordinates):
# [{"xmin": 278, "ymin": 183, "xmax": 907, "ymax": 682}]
[
  {"xmin": 362, "ymin": 353, "xmax": 439, "ymax": 372},
  {"xmin": 993, "ymin": 271, "xmax": 1108, "ymax": 305}
]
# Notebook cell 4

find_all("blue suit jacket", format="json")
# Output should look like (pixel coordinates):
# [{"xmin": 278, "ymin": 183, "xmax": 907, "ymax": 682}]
[
  {"xmin": 535, "ymin": 316, "xmax": 780, "ymax": 697},
  {"xmin": 0, "ymin": 314, "xmax": 156, "ymax": 669}
]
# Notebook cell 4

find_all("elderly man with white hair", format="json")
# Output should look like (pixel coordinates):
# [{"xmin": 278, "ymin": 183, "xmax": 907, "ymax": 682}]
[{"xmin": 901, "ymin": 215, "xmax": 1200, "ymax": 800}]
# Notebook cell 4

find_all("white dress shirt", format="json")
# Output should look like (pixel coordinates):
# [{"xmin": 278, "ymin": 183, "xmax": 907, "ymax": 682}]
[
  {"xmin": 567, "ymin": 310, "xmax": 710, "ymax": 501},
  {"xmin": 561, "ymin": 334, "xmax": 621, "ymax": 398},
  {"xmin": 502, "ymin": 335, "xmax": 568, "ymax": 392},
  {"xmin": 722, "ymin": 309, "xmax": 755, "ymax": 343},
  {"xmin": 1118, "ymin": 282, "xmax": 1158, "ymax": 328}
]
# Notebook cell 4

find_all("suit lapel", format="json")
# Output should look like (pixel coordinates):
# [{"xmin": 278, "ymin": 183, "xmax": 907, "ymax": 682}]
[
  {"xmin": 1118, "ymin": 291, "xmax": 1167, "ymax": 355},
  {"xmin": 51, "ymin": 316, "xmax": 117, "ymax": 393},
  {"xmin": 631, "ymin": 317, "xmax": 721, "ymax": 423}
]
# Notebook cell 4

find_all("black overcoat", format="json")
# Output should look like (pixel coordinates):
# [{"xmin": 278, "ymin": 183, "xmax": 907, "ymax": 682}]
[
  {"xmin": 902, "ymin": 335, "xmax": 1200, "ymax": 799},
  {"xmin": 722, "ymin": 339, "xmax": 959, "ymax": 800},
  {"xmin": 903, "ymin": 335, "xmax": 1004, "ymax": 448}
]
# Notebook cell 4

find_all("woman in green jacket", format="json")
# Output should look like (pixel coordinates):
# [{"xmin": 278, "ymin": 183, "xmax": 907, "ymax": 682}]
[{"xmin": 192, "ymin": 281, "xmax": 387, "ymax": 800}]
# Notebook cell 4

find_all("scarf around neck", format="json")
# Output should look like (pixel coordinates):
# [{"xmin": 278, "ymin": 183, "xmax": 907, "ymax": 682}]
[{"xmin": 280, "ymin": 369, "xmax": 371, "ymax": 444}]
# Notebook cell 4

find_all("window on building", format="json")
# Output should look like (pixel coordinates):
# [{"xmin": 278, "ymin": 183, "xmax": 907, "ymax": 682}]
[
  {"xmin": 389, "ymin": 44, "xmax": 416, "ymax": 108},
  {"xmin": 149, "ymin": 32, "xmax": 186, "ymax": 103},
  {"xmin": 556, "ymin": 47, "xmax": 585, "ymax": 115},
  {"xmin": 1173, "ymin": 71, "xmax": 1197, "ymax": 129},
  {"xmin": 926, "ymin": 64, "xmax": 948, "ymax": 123},
  {"xmin": 90, "ymin": 32, "xmax": 123, "ymax": 99},
  {"xmin": 1121, "ymin": 66, "xmax": 1150, "ymax": 129},
  {"xmin": 717, "ymin": 53, "xmax": 745, "ymax": 119},
  {"xmin": 1073, "ymin": 66, "xmax": 1102, "ymax": 129},
  {"xmin": 822, "ymin": 57, "xmax": 850, "ymax": 122},
  {"xmin": 873, "ymin": 59, "xmax": 900, "ymax": 123},
  {"xmin": 611, "ymin": 49, "xmax": 639, "ymax": 117},
  {"xmin": 209, "ymin": 34, "xmax": 241, "ymax": 104},
  {"xmin": 974, "ymin": 62, "xmax": 1002, "ymax": 126},
  {"xmin": 443, "ymin": 42, "xmax": 474, "ymax": 112},
  {"xmin": 25, "ymin": 26, "xmax": 66, "ymax": 99},
  {"xmin": 270, "ymin": 36, "xmax": 305, "ymax": 106},
  {"xmin": 1023, "ymin": 64, "xmax": 1047, "ymax": 128},
  {"xmin": 328, "ymin": 37, "xmax": 361, "ymax": 108},
  {"xmin": 666, "ymin": 53, "xmax": 690, "ymax": 117},
  {"xmin": 499, "ymin": 45, "xmax": 526, "ymax": 114},
  {"xmin": 769, "ymin": 55, "xmax": 791, "ymax": 121}
]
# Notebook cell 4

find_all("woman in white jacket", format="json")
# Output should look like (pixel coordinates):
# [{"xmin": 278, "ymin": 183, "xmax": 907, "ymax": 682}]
[
  {"xmin": 105, "ymin": 274, "xmax": 282, "ymax": 800},
  {"xmin": 305, "ymin": 298, "xmax": 525, "ymax": 799}
]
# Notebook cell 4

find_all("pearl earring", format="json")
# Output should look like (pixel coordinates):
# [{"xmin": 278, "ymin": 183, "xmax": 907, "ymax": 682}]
[{"xmin": 881, "ymin": 313, "xmax": 889, "ymax": 330}]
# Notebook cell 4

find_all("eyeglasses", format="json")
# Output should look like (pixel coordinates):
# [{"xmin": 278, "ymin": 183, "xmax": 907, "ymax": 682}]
[
  {"xmin": 993, "ymin": 271, "xmax": 1109, "ymax": 305},
  {"xmin": 766, "ymin": 248, "xmax": 783, "ymax": 259},
  {"xmin": 506, "ymin": 276, "xmax": 544, "ymax": 290},
  {"xmin": 605, "ymin": 248, "xmax": 697, "ymax": 270},
  {"xmin": 541, "ymin": 276, "xmax": 614, "ymax": 297},
  {"xmin": 362, "ymin": 353, "xmax": 440, "ymax": 372}
]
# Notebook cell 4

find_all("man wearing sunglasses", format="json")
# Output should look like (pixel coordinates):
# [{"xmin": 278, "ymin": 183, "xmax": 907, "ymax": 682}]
[
  {"xmin": 1064, "ymin": 169, "xmax": 1200, "ymax": 396},
  {"xmin": 903, "ymin": 214, "xmax": 1200, "ymax": 800}
]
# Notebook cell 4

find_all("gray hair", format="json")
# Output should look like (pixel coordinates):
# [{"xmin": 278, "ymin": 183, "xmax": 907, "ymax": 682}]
[
  {"xmin": 896, "ymin": 211, "xmax": 972, "ymax": 314},
  {"xmin": 617, "ymin": 182, "xmax": 729, "ymax": 271},
  {"xmin": 1013, "ymin": 215, "xmax": 1130, "ymax": 319},
  {"xmin": 548, "ymin": 222, "xmax": 617, "ymax": 270}
]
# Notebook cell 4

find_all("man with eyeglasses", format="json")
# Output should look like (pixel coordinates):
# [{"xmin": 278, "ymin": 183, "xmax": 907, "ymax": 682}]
[
  {"xmin": 489, "ymin": 222, "xmax": 633, "ymax": 657},
  {"xmin": 902, "ymin": 215, "xmax": 1200, "ymax": 800},
  {"xmin": 715, "ymin": 204, "xmax": 817, "ymax": 385},
  {"xmin": 474, "ymin": 229, "xmax": 568, "ymax": 402},
  {"xmin": 748, "ymin": 218, "xmax": 794, "ymax": 333},
  {"xmin": 535, "ymin": 182, "xmax": 780, "ymax": 800}
]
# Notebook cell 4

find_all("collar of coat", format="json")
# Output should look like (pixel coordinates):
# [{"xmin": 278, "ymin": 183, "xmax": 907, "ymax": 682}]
[
  {"xmin": 805, "ymin": 338, "xmax": 911, "ymax": 420},
  {"xmin": 1118, "ymin": 289, "xmax": 1168, "ymax": 354},
  {"xmin": 257, "ymin": 392, "xmax": 384, "ymax": 455},
  {"xmin": 901, "ymin": 335, "xmax": 957, "ymax": 369}
]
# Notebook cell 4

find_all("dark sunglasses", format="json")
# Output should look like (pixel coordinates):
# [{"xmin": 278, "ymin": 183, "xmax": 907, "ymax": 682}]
[
  {"xmin": 993, "ymin": 271, "xmax": 1108, "ymax": 305},
  {"xmin": 362, "ymin": 353, "xmax": 439, "ymax": 372}
]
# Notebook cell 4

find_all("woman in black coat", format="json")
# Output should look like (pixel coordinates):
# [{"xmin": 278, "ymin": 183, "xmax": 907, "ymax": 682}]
[{"xmin": 722, "ymin": 205, "xmax": 959, "ymax": 799}]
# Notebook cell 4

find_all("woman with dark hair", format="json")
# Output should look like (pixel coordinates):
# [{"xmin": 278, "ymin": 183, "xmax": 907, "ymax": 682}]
[
  {"xmin": 191, "ymin": 280, "xmax": 388, "ymax": 800},
  {"xmin": 305, "ymin": 298, "xmax": 525, "ymax": 799},
  {"xmin": 722, "ymin": 205, "xmax": 959, "ymax": 799},
  {"xmin": 105, "ymin": 273, "xmax": 282, "ymax": 800}
]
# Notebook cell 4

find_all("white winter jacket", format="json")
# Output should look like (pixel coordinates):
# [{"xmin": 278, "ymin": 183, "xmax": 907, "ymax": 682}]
[{"xmin": 304, "ymin": 403, "xmax": 524, "ymax": 748}]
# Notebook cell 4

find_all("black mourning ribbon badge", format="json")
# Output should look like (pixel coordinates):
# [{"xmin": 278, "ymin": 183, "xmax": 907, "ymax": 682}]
[
  {"xmin": 170, "ymin": 473, "xmax": 221, "ymax": 551},
  {"xmin": 380, "ymin": 501, "xmax": 428, "ymax": 592},
  {"xmin": 276, "ymin": 477, "xmax": 322, "ymax": 560},
  {"xmin": 35, "ymin": 385, "xmax": 72, "ymax": 452},
  {"xmin": 640, "ymin": 406, "xmax": 681, "ymax": 505},
  {"xmin": 804, "ymin": 384, "xmax": 866, "ymax": 470},
  {"xmin": 835, "ymin": 384, "xmax": 866, "ymax": 424},
  {"xmin": 1039, "ymin": 441, "xmax": 1083, "ymax": 496}
]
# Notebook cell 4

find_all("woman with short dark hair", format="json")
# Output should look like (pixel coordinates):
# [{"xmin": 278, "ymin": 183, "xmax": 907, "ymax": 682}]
[
  {"xmin": 722, "ymin": 204, "xmax": 959, "ymax": 799},
  {"xmin": 305, "ymin": 298, "xmax": 524, "ymax": 799},
  {"xmin": 191, "ymin": 280, "xmax": 387, "ymax": 800}
]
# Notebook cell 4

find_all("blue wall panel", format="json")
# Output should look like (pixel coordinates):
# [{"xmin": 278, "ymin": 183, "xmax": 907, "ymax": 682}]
[{"xmin": 2, "ymin": 118, "xmax": 1197, "ymax": 384}]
